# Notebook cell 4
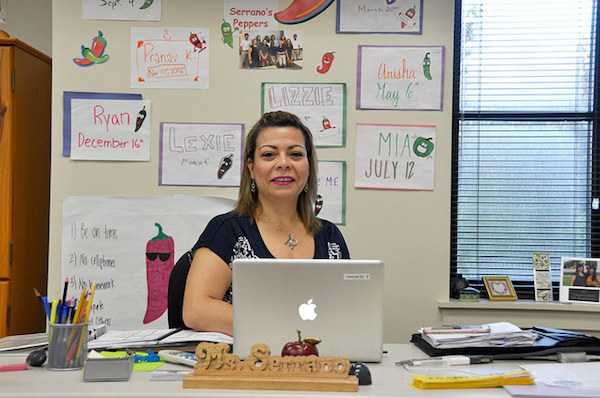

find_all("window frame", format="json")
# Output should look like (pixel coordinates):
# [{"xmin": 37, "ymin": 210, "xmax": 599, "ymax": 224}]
[{"xmin": 450, "ymin": 0, "xmax": 600, "ymax": 299}]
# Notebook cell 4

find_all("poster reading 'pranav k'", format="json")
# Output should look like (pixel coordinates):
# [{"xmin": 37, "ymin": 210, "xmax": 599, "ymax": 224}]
[{"xmin": 131, "ymin": 27, "xmax": 209, "ymax": 89}]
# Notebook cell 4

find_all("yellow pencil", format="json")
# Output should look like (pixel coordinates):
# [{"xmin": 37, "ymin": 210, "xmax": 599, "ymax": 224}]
[
  {"xmin": 73, "ymin": 285, "xmax": 87, "ymax": 324},
  {"xmin": 83, "ymin": 282, "xmax": 96, "ymax": 323}
]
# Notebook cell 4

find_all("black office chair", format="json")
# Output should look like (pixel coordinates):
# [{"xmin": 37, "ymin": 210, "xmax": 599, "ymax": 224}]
[{"xmin": 167, "ymin": 250, "xmax": 194, "ymax": 329}]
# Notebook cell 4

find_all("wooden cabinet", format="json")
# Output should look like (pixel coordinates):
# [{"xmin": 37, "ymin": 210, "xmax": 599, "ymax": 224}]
[{"xmin": 0, "ymin": 33, "xmax": 51, "ymax": 337}]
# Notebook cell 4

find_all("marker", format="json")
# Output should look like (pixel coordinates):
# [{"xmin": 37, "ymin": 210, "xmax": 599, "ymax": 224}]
[
  {"xmin": 395, "ymin": 355, "xmax": 493, "ymax": 367},
  {"xmin": 49, "ymin": 301, "xmax": 58, "ymax": 324},
  {"xmin": 0, "ymin": 364, "xmax": 29, "ymax": 372}
]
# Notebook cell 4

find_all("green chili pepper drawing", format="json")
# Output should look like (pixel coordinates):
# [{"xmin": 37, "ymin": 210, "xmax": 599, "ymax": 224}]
[
  {"xmin": 135, "ymin": 106, "xmax": 147, "ymax": 132},
  {"xmin": 220, "ymin": 19, "xmax": 239, "ymax": 48},
  {"xmin": 140, "ymin": 0, "xmax": 155, "ymax": 10},
  {"xmin": 413, "ymin": 137, "xmax": 435, "ymax": 157},
  {"xmin": 423, "ymin": 52, "xmax": 432, "ymax": 80}
]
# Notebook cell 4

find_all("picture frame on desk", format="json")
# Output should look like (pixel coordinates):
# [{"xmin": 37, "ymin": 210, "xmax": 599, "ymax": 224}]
[
  {"xmin": 482, "ymin": 276, "xmax": 517, "ymax": 301},
  {"xmin": 560, "ymin": 257, "xmax": 600, "ymax": 304}
]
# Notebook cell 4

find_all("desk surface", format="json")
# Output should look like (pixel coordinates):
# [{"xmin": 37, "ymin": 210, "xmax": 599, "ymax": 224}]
[{"xmin": 0, "ymin": 344, "xmax": 530, "ymax": 397}]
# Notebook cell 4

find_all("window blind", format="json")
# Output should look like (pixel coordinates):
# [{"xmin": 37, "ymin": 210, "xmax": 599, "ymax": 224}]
[{"xmin": 451, "ymin": 0, "xmax": 599, "ymax": 298}]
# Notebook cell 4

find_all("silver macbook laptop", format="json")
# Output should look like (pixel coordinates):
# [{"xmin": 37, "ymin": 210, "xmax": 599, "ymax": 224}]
[{"xmin": 232, "ymin": 258, "xmax": 384, "ymax": 362}]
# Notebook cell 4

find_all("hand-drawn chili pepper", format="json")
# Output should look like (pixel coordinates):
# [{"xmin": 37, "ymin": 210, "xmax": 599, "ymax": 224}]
[
  {"xmin": 140, "ymin": 0, "xmax": 155, "ymax": 10},
  {"xmin": 189, "ymin": 32, "xmax": 206, "ymax": 53},
  {"xmin": 91, "ymin": 31, "xmax": 106, "ymax": 58},
  {"xmin": 314, "ymin": 195, "xmax": 323, "ymax": 215},
  {"xmin": 135, "ymin": 106, "xmax": 147, "ymax": 132},
  {"xmin": 413, "ymin": 137, "xmax": 435, "ymax": 157},
  {"xmin": 143, "ymin": 223, "xmax": 175, "ymax": 324},
  {"xmin": 423, "ymin": 53, "xmax": 432, "ymax": 80},
  {"xmin": 221, "ymin": 19, "xmax": 235, "ymax": 48},
  {"xmin": 275, "ymin": 0, "xmax": 334, "ymax": 24},
  {"xmin": 218, "ymin": 154, "xmax": 234, "ymax": 179},
  {"xmin": 317, "ymin": 52, "xmax": 335, "ymax": 74}
]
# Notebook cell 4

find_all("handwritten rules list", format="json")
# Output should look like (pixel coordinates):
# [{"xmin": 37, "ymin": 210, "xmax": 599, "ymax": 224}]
[
  {"xmin": 131, "ymin": 27, "xmax": 209, "ymax": 89},
  {"xmin": 357, "ymin": 45, "xmax": 444, "ymax": 111},
  {"xmin": 354, "ymin": 123, "xmax": 436, "ymax": 190}
]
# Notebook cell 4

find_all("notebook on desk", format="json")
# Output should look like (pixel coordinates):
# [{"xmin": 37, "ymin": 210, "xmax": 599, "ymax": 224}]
[{"xmin": 232, "ymin": 258, "xmax": 384, "ymax": 362}]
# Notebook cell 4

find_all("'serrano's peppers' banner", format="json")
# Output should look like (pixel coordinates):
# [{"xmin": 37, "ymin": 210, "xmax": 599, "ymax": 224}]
[{"xmin": 61, "ymin": 196, "xmax": 235, "ymax": 330}]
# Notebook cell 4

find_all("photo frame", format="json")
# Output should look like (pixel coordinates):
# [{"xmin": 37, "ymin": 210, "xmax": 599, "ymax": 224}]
[
  {"xmin": 482, "ymin": 276, "xmax": 518, "ymax": 301},
  {"xmin": 560, "ymin": 257, "xmax": 600, "ymax": 304}
]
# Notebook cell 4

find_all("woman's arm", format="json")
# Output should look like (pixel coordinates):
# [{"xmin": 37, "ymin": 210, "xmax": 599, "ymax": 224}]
[{"xmin": 182, "ymin": 247, "xmax": 233, "ymax": 336}]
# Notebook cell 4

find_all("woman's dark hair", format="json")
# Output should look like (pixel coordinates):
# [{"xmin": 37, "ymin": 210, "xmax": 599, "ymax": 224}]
[{"xmin": 233, "ymin": 111, "xmax": 321, "ymax": 233}]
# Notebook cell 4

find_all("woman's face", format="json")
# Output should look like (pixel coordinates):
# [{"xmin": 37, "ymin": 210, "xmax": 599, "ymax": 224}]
[{"xmin": 248, "ymin": 126, "xmax": 309, "ymax": 205}]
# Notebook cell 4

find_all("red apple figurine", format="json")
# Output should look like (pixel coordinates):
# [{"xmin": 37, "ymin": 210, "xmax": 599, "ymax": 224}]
[{"xmin": 281, "ymin": 330, "xmax": 321, "ymax": 357}]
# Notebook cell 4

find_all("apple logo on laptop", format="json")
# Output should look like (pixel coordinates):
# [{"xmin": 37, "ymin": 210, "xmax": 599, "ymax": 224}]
[{"xmin": 298, "ymin": 298, "xmax": 317, "ymax": 321}]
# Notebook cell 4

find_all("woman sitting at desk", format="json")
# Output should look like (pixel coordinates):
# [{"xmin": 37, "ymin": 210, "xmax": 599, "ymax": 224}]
[{"xmin": 182, "ymin": 111, "xmax": 350, "ymax": 336}]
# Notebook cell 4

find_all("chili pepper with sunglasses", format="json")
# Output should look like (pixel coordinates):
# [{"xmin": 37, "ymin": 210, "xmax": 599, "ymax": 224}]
[{"xmin": 143, "ymin": 223, "xmax": 175, "ymax": 324}]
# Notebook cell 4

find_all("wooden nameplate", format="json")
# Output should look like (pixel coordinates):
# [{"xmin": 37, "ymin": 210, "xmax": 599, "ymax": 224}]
[{"xmin": 183, "ymin": 342, "xmax": 358, "ymax": 392}]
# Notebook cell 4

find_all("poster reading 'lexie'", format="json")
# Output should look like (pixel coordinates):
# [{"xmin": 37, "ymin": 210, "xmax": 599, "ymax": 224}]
[
  {"xmin": 70, "ymin": 99, "xmax": 151, "ymax": 161},
  {"xmin": 354, "ymin": 123, "xmax": 436, "ymax": 190},
  {"xmin": 159, "ymin": 122, "xmax": 244, "ymax": 187}
]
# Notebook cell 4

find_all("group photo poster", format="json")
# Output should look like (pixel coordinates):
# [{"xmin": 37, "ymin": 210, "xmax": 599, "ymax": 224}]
[
  {"xmin": 237, "ymin": 30, "xmax": 303, "ymax": 70},
  {"xmin": 82, "ymin": 0, "xmax": 161, "ymax": 21},
  {"xmin": 63, "ymin": 91, "xmax": 142, "ymax": 156},
  {"xmin": 336, "ymin": 0, "xmax": 422, "ymax": 34},
  {"xmin": 62, "ymin": 195, "xmax": 236, "ymax": 330},
  {"xmin": 357, "ymin": 45, "xmax": 444, "ymax": 111},
  {"xmin": 354, "ymin": 123, "xmax": 436, "ymax": 190},
  {"xmin": 131, "ymin": 27, "xmax": 209, "ymax": 89},
  {"xmin": 316, "ymin": 161, "xmax": 346, "ymax": 225},
  {"xmin": 262, "ymin": 82, "xmax": 346, "ymax": 147},
  {"xmin": 560, "ymin": 257, "xmax": 600, "ymax": 304},
  {"xmin": 70, "ymin": 98, "xmax": 151, "ymax": 161},
  {"xmin": 159, "ymin": 122, "xmax": 244, "ymax": 187}
]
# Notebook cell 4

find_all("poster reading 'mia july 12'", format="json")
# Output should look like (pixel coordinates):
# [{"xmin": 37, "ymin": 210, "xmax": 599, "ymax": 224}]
[
  {"xmin": 354, "ymin": 123, "xmax": 436, "ymax": 191},
  {"xmin": 357, "ymin": 45, "xmax": 444, "ymax": 111}
]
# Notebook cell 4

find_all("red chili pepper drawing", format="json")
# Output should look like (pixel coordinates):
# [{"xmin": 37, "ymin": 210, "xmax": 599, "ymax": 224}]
[
  {"xmin": 320, "ymin": 116, "xmax": 335, "ymax": 132},
  {"xmin": 189, "ymin": 32, "xmax": 206, "ymax": 53},
  {"xmin": 134, "ymin": 106, "xmax": 147, "ymax": 132},
  {"xmin": 314, "ymin": 195, "xmax": 323, "ymax": 215},
  {"xmin": 143, "ymin": 223, "xmax": 175, "ymax": 324},
  {"xmin": 317, "ymin": 51, "xmax": 335, "ymax": 74},
  {"xmin": 275, "ymin": 0, "xmax": 334, "ymax": 24},
  {"xmin": 218, "ymin": 154, "xmax": 234, "ymax": 179}
]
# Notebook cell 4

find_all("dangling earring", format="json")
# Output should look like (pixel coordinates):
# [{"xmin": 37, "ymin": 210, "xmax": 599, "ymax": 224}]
[
  {"xmin": 251, "ymin": 179, "xmax": 256, "ymax": 193},
  {"xmin": 304, "ymin": 183, "xmax": 309, "ymax": 192}
]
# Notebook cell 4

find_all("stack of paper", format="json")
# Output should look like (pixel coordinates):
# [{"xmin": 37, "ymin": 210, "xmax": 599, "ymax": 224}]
[
  {"xmin": 410, "ymin": 369, "xmax": 534, "ymax": 389},
  {"xmin": 419, "ymin": 322, "xmax": 538, "ymax": 349},
  {"xmin": 87, "ymin": 329, "xmax": 233, "ymax": 350}
]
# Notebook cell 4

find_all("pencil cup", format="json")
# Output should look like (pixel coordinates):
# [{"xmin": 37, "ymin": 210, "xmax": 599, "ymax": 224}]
[{"xmin": 47, "ymin": 322, "xmax": 88, "ymax": 371}]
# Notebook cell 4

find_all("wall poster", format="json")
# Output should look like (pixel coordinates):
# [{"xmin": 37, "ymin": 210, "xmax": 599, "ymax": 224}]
[
  {"xmin": 61, "ymin": 196, "xmax": 235, "ymax": 330},
  {"xmin": 131, "ymin": 27, "xmax": 209, "ymax": 89},
  {"xmin": 336, "ymin": 0, "xmax": 422, "ymax": 34},
  {"xmin": 354, "ymin": 123, "xmax": 436, "ymax": 190},
  {"xmin": 159, "ymin": 122, "xmax": 244, "ymax": 187},
  {"xmin": 357, "ymin": 45, "xmax": 444, "ymax": 111},
  {"xmin": 316, "ymin": 161, "xmax": 346, "ymax": 225},
  {"xmin": 262, "ymin": 82, "xmax": 346, "ymax": 147}
]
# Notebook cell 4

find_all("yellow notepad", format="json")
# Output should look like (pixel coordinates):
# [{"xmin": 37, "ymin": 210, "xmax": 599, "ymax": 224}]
[{"xmin": 410, "ymin": 370, "xmax": 534, "ymax": 389}]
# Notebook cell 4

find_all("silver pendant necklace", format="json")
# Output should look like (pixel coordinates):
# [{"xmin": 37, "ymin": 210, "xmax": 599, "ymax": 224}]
[{"xmin": 262, "ymin": 214, "xmax": 298, "ymax": 250}]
